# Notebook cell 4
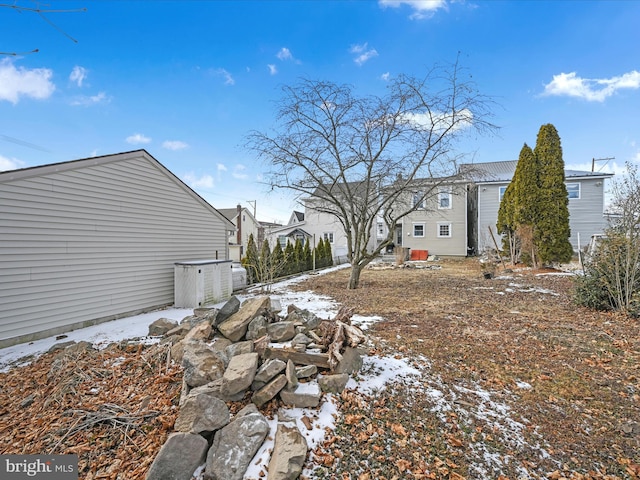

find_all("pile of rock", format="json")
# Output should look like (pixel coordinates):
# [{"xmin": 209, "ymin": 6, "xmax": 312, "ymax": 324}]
[{"xmin": 145, "ymin": 295, "xmax": 366, "ymax": 480}]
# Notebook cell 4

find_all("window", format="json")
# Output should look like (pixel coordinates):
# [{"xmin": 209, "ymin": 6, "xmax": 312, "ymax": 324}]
[
  {"xmin": 438, "ymin": 187, "xmax": 452, "ymax": 209},
  {"xmin": 566, "ymin": 183, "xmax": 580, "ymax": 199},
  {"xmin": 437, "ymin": 223, "xmax": 451, "ymax": 238},
  {"xmin": 412, "ymin": 191, "xmax": 425, "ymax": 209},
  {"xmin": 323, "ymin": 232, "xmax": 334, "ymax": 243},
  {"xmin": 413, "ymin": 223, "xmax": 425, "ymax": 237},
  {"xmin": 278, "ymin": 235, "xmax": 287, "ymax": 248},
  {"xmin": 498, "ymin": 185, "xmax": 508, "ymax": 201},
  {"xmin": 377, "ymin": 222, "xmax": 384, "ymax": 236}
]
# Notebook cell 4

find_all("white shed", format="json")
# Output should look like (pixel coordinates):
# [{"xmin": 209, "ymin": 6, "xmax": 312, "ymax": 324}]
[{"xmin": 0, "ymin": 150, "xmax": 235, "ymax": 347}]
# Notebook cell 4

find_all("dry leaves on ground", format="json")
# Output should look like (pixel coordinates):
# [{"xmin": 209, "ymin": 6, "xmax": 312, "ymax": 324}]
[{"xmin": 0, "ymin": 342, "xmax": 181, "ymax": 479}]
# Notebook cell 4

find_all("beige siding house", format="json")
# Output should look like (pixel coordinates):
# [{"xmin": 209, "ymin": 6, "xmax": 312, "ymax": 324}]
[
  {"xmin": 391, "ymin": 181, "xmax": 469, "ymax": 257},
  {"xmin": 218, "ymin": 205, "xmax": 262, "ymax": 262},
  {"xmin": 0, "ymin": 150, "xmax": 234, "ymax": 347}
]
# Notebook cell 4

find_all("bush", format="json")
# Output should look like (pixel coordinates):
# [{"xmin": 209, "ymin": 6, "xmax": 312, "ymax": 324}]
[{"xmin": 574, "ymin": 232, "xmax": 640, "ymax": 317}]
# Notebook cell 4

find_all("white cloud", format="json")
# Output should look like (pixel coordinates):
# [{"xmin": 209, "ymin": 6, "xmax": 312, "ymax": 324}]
[
  {"xmin": 162, "ymin": 140, "xmax": 189, "ymax": 151},
  {"xmin": 70, "ymin": 91, "xmax": 110, "ymax": 106},
  {"xmin": 217, "ymin": 163, "xmax": 228, "ymax": 172},
  {"xmin": 401, "ymin": 108, "xmax": 474, "ymax": 132},
  {"xmin": 183, "ymin": 172, "xmax": 214, "ymax": 189},
  {"xmin": 0, "ymin": 58, "xmax": 55, "ymax": 104},
  {"xmin": 276, "ymin": 47, "xmax": 293, "ymax": 61},
  {"xmin": 126, "ymin": 133, "xmax": 152, "ymax": 145},
  {"xmin": 378, "ymin": 0, "xmax": 448, "ymax": 19},
  {"xmin": 232, "ymin": 164, "xmax": 249, "ymax": 180},
  {"xmin": 381, "ymin": 72, "xmax": 390, "ymax": 81},
  {"xmin": 542, "ymin": 70, "xmax": 640, "ymax": 102},
  {"xmin": 350, "ymin": 43, "xmax": 378, "ymax": 66},
  {"xmin": 69, "ymin": 65, "xmax": 87, "ymax": 87},
  {"xmin": 0, "ymin": 154, "xmax": 25, "ymax": 171},
  {"xmin": 268, "ymin": 64, "xmax": 278, "ymax": 75},
  {"xmin": 214, "ymin": 68, "xmax": 235, "ymax": 86}
]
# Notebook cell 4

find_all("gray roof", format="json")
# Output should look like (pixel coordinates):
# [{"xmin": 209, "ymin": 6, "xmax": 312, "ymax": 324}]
[
  {"xmin": 218, "ymin": 208, "xmax": 239, "ymax": 221},
  {"xmin": 459, "ymin": 160, "xmax": 614, "ymax": 184}
]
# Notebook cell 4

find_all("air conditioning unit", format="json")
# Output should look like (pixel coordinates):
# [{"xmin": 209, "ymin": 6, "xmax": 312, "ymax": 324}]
[{"xmin": 174, "ymin": 259, "xmax": 233, "ymax": 308}]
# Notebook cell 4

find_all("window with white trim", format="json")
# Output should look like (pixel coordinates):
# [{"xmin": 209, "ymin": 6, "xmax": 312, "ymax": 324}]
[
  {"xmin": 566, "ymin": 183, "xmax": 580, "ymax": 199},
  {"xmin": 412, "ymin": 191, "xmax": 425, "ymax": 209},
  {"xmin": 323, "ymin": 232, "xmax": 334, "ymax": 243},
  {"xmin": 413, "ymin": 223, "xmax": 425, "ymax": 237},
  {"xmin": 498, "ymin": 185, "xmax": 508, "ymax": 201},
  {"xmin": 278, "ymin": 235, "xmax": 287, "ymax": 248},
  {"xmin": 438, "ymin": 187, "xmax": 452, "ymax": 209},
  {"xmin": 437, "ymin": 223, "xmax": 452, "ymax": 238}
]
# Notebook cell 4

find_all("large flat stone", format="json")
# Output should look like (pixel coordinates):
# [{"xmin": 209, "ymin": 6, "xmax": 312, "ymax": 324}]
[
  {"xmin": 218, "ymin": 296, "xmax": 270, "ymax": 342},
  {"xmin": 145, "ymin": 432, "xmax": 208, "ymax": 480}
]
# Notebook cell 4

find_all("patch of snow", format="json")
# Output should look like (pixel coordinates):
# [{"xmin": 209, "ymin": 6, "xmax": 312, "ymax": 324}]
[
  {"xmin": 515, "ymin": 380, "xmax": 533, "ymax": 390},
  {"xmin": 0, "ymin": 307, "xmax": 193, "ymax": 372}
]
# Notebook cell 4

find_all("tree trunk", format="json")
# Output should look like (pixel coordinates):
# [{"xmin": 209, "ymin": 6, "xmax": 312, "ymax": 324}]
[{"xmin": 348, "ymin": 263, "xmax": 363, "ymax": 289}]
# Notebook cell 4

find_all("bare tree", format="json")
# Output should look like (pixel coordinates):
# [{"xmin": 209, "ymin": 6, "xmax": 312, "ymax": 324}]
[{"xmin": 247, "ymin": 60, "xmax": 496, "ymax": 289}]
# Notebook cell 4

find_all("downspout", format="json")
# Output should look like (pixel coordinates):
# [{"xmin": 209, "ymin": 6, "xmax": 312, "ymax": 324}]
[{"xmin": 236, "ymin": 204, "xmax": 243, "ymax": 256}]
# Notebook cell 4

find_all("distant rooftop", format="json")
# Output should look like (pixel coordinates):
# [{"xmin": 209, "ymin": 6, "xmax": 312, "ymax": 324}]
[{"xmin": 459, "ymin": 160, "xmax": 614, "ymax": 183}]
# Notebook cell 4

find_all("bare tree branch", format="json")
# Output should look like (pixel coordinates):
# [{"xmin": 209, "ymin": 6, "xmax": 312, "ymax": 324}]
[{"xmin": 247, "ymin": 60, "xmax": 498, "ymax": 288}]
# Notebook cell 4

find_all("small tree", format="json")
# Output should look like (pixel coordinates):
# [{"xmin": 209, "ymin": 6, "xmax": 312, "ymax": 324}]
[
  {"xmin": 283, "ymin": 241, "xmax": 295, "ymax": 276},
  {"xmin": 293, "ymin": 238, "xmax": 304, "ymax": 274},
  {"xmin": 303, "ymin": 239, "xmax": 313, "ymax": 271},
  {"xmin": 257, "ymin": 239, "xmax": 272, "ymax": 283},
  {"xmin": 242, "ymin": 233, "xmax": 259, "ymax": 284},
  {"xmin": 325, "ymin": 240, "xmax": 333, "ymax": 267},
  {"xmin": 316, "ymin": 237, "xmax": 326, "ymax": 268},
  {"xmin": 271, "ymin": 240, "xmax": 284, "ymax": 279},
  {"xmin": 255, "ymin": 239, "xmax": 290, "ymax": 291},
  {"xmin": 575, "ymin": 162, "xmax": 640, "ymax": 315}
]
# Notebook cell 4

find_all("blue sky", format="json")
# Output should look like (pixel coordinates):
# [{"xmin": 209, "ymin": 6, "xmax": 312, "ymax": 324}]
[{"xmin": 1, "ymin": 0, "xmax": 639, "ymax": 223}]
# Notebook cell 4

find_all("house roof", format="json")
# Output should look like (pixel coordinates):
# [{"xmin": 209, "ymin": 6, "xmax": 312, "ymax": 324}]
[
  {"xmin": 459, "ymin": 160, "xmax": 614, "ymax": 184},
  {"xmin": 218, "ymin": 208, "xmax": 240, "ymax": 222},
  {"xmin": 292, "ymin": 211, "xmax": 304, "ymax": 222},
  {"xmin": 284, "ymin": 227, "xmax": 312, "ymax": 237},
  {"xmin": 0, "ymin": 149, "xmax": 236, "ymax": 231}
]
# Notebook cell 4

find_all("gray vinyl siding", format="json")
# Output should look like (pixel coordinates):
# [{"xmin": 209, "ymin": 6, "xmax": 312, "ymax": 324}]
[
  {"xmin": 477, "ymin": 178, "xmax": 609, "ymax": 253},
  {"xmin": 566, "ymin": 178, "xmax": 609, "ymax": 249},
  {"xmin": 0, "ymin": 151, "xmax": 231, "ymax": 347},
  {"xmin": 477, "ymin": 183, "xmax": 506, "ymax": 252}
]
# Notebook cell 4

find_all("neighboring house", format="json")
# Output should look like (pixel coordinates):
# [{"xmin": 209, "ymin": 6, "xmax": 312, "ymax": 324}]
[
  {"xmin": 0, "ymin": 150, "xmax": 235, "ymax": 347},
  {"xmin": 281, "ymin": 159, "xmax": 614, "ymax": 260},
  {"xmin": 218, "ymin": 205, "xmax": 262, "ymax": 262},
  {"xmin": 288, "ymin": 211, "xmax": 304, "ymax": 225},
  {"xmin": 461, "ymin": 160, "xmax": 614, "ymax": 253},
  {"xmin": 389, "ymin": 180, "xmax": 469, "ymax": 256},
  {"xmin": 264, "ymin": 217, "xmax": 313, "ymax": 252}
]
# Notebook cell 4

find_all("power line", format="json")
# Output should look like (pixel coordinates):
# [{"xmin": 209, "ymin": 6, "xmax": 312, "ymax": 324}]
[
  {"xmin": 0, "ymin": 134, "xmax": 51, "ymax": 152},
  {"xmin": 591, "ymin": 157, "xmax": 615, "ymax": 172}
]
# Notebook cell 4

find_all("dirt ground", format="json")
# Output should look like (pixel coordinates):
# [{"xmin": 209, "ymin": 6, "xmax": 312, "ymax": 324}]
[
  {"xmin": 0, "ymin": 257, "xmax": 638, "ymax": 479},
  {"xmin": 298, "ymin": 258, "xmax": 640, "ymax": 479}
]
